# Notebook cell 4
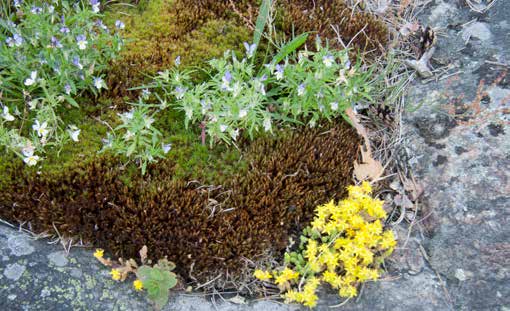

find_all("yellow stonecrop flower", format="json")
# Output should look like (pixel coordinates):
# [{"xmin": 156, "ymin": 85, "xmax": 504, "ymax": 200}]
[
  {"xmin": 110, "ymin": 268, "xmax": 121, "ymax": 281},
  {"xmin": 253, "ymin": 269, "xmax": 272, "ymax": 281},
  {"xmin": 254, "ymin": 183, "xmax": 396, "ymax": 308},
  {"xmin": 133, "ymin": 279, "xmax": 144, "ymax": 291},
  {"xmin": 304, "ymin": 239, "xmax": 318, "ymax": 260},
  {"xmin": 339, "ymin": 284, "xmax": 357, "ymax": 298},
  {"xmin": 274, "ymin": 268, "xmax": 299, "ymax": 286},
  {"xmin": 93, "ymin": 248, "xmax": 104, "ymax": 260}
]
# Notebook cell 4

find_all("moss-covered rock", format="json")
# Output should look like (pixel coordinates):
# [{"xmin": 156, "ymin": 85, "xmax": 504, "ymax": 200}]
[{"xmin": 0, "ymin": 120, "xmax": 360, "ymax": 288}]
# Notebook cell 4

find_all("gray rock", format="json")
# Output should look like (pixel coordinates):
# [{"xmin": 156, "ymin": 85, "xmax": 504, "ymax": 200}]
[
  {"xmin": 7, "ymin": 235, "xmax": 34, "ymax": 257},
  {"xmin": 403, "ymin": 0, "xmax": 510, "ymax": 309},
  {"xmin": 3, "ymin": 263, "xmax": 26, "ymax": 281},
  {"xmin": 48, "ymin": 251, "xmax": 69, "ymax": 267}
]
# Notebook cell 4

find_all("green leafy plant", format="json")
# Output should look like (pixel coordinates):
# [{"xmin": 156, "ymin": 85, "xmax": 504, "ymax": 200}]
[
  {"xmin": 99, "ymin": 97, "xmax": 171, "ymax": 175},
  {"xmin": 137, "ymin": 260, "xmax": 178, "ymax": 309},
  {"xmin": 0, "ymin": 0, "xmax": 122, "ymax": 165},
  {"xmin": 148, "ymin": 39, "xmax": 372, "ymax": 146}
]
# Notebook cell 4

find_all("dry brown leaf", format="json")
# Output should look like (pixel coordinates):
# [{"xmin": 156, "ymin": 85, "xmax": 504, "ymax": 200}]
[
  {"xmin": 139, "ymin": 245, "xmax": 148, "ymax": 264},
  {"xmin": 346, "ymin": 108, "xmax": 385, "ymax": 181},
  {"xmin": 353, "ymin": 148, "xmax": 385, "ymax": 181}
]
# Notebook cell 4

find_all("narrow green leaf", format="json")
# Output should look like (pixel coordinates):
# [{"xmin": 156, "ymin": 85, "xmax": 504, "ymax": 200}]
[
  {"xmin": 271, "ymin": 33, "xmax": 309, "ymax": 65},
  {"xmin": 253, "ymin": 0, "xmax": 271, "ymax": 48},
  {"xmin": 64, "ymin": 96, "xmax": 79, "ymax": 108}
]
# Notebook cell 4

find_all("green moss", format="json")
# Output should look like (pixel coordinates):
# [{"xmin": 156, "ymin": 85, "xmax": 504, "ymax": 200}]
[{"xmin": 102, "ymin": 0, "xmax": 251, "ymax": 100}]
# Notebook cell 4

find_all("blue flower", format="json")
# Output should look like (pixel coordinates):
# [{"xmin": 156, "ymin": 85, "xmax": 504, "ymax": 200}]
[
  {"xmin": 345, "ymin": 59, "xmax": 351, "ymax": 69},
  {"xmin": 174, "ymin": 55, "xmax": 181, "ymax": 67},
  {"xmin": 6, "ymin": 34, "xmax": 23, "ymax": 47},
  {"xmin": 297, "ymin": 83, "xmax": 306, "ymax": 96},
  {"xmin": 76, "ymin": 35, "xmax": 87, "ymax": 50},
  {"xmin": 50, "ymin": 36, "xmax": 63, "ymax": 49},
  {"xmin": 275, "ymin": 64, "xmax": 284, "ymax": 80},
  {"xmin": 162, "ymin": 143, "xmax": 172, "ymax": 154},
  {"xmin": 72, "ymin": 56, "xmax": 83, "ymax": 69},
  {"xmin": 64, "ymin": 84, "xmax": 72, "ymax": 95},
  {"xmin": 47, "ymin": 5, "xmax": 55, "ymax": 14},
  {"xmin": 90, "ymin": 0, "xmax": 100, "ymax": 13},
  {"xmin": 174, "ymin": 86, "xmax": 186, "ymax": 99},
  {"xmin": 243, "ymin": 42, "xmax": 256, "ymax": 58},
  {"xmin": 60, "ymin": 26, "xmax": 70, "ymax": 34},
  {"xmin": 30, "ymin": 6, "xmax": 43, "ymax": 14},
  {"xmin": 221, "ymin": 71, "xmax": 232, "ymax": 91},
  {"xmin": 96, "ymin": 19, "xmax": 108, "ymax": 31},
  {"xmin": 115, "ymin": 20, "xmax": 125, "ymax": 30},
  {"xmin": 14, "ymin": 0, "xmax": 23, "ymax": 7}
]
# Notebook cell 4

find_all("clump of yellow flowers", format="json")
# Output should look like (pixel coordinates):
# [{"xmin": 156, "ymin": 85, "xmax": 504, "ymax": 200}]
[{"xmin": 254, "ymin": 182, "xmax": 396, "ymax": 308}]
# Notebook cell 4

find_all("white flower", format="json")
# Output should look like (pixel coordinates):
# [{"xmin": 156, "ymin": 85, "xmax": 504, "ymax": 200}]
[
  {"xmin": 2, "ymin": 106, "xmax": 15, "ymax": 121},
  {"xmin": 22, "ymin": 145, "xmax": 34, "ymax": 157},
  {"xmin": 119, "ymin": 110, "xmax": 134, "ymax": 120},
  {"xmin": 76, "ymin": 35, "xmax": 88, "ymax": 50},
  {"xmin": 68, "ymin": 128, "xmax": 81, "ymax": 142},
  {"xmin": 141, "ymin": 88, "xmax": 151, "ymax": 99},
  {"xmin": 93, "ymin": 77, "xmax": 104, "ymax": 90},
  {"xmin": 23, "ymin": 154, "xmax": 40, "ymax": 166},
  {"xmin": 239, "ymin": 109, "xmax": 247, "ymax": 118},
  {"xmin": 162, "ymin": 143, "xmax": 172, "ymax": 154},
  {"xmin": 322, "ymin": 55, "xmax": 335, "ymax": 67},
  {"xmin": 330, "ymin": 102, "xmax": 339, "ymax": 111},
  {"xmin": 28, "ymin": 100, "xmax": 38, "ymax": 110},
  {"xmin": 263, "ymin": 117, "xmax": 271, "ymax": 132},
  {"xmin": 32, "ymin": 120, "xmax": 48, "ymax": 137},
  {"xmin": 274, "ymin": 64, "xmax": 284, "ymax": 80},
  {"xmin": 231, "ymin": 128, "xmax": 239, "ymax": 141},
  {"xmin": 219, "ymin": 124, "xmax": 228, "ymax": 132},
  {"xmin": 243, "ymin": 42, "xmax": 256, "ymax": 58},
  {"xmin": 24, "ymin": 71, "xmax": 38, "ymax": 86},
  {"xmin": 124, "ymin": 130, "xmax": 134, "ymax": 140}
]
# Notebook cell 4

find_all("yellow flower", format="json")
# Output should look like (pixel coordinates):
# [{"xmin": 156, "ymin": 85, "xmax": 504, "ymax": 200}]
[
  {"xmin": 283, "ymin": 289, "xmax": 302, "ymax": 303},
  {"xmin": 253, "ymin": 269, "xmax": 272, "ymax": 281},
  {"xmin": 93, "ymin": 248, "xmax": 104, "ymax": 260},
  {"xmin": 322, "ymin": 270, "xmax": 340, "ymax": 288},
  {"xmin": 379, "ymin": 230, "xmax": 397, "ymax": 250},
  {"xmin": 133, "ymin": 279, "xmax": 144, "ymax": 291},
  {"xmin": 339, "ymin": 285, "xmax": 357, "ymax": 298},
  {"xmin": 360, "ymin": 181, "xmax": 372, "ymax": 194},
  {"xmin": 304, "ymin": 240, "xmax": 318, "ymax": 260},
  {"xmin": 110, "ymin": 268, "xmax": 121, "ymax": 281},
  {"xmin": 275, "ymin": 268, "xmax": 299, "ymax": 286}
]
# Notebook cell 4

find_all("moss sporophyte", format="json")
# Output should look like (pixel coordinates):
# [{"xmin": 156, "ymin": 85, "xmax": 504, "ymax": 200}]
[{"xmin": 254, "ymin": 182, "xmax": 396, "ymax": 308}]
